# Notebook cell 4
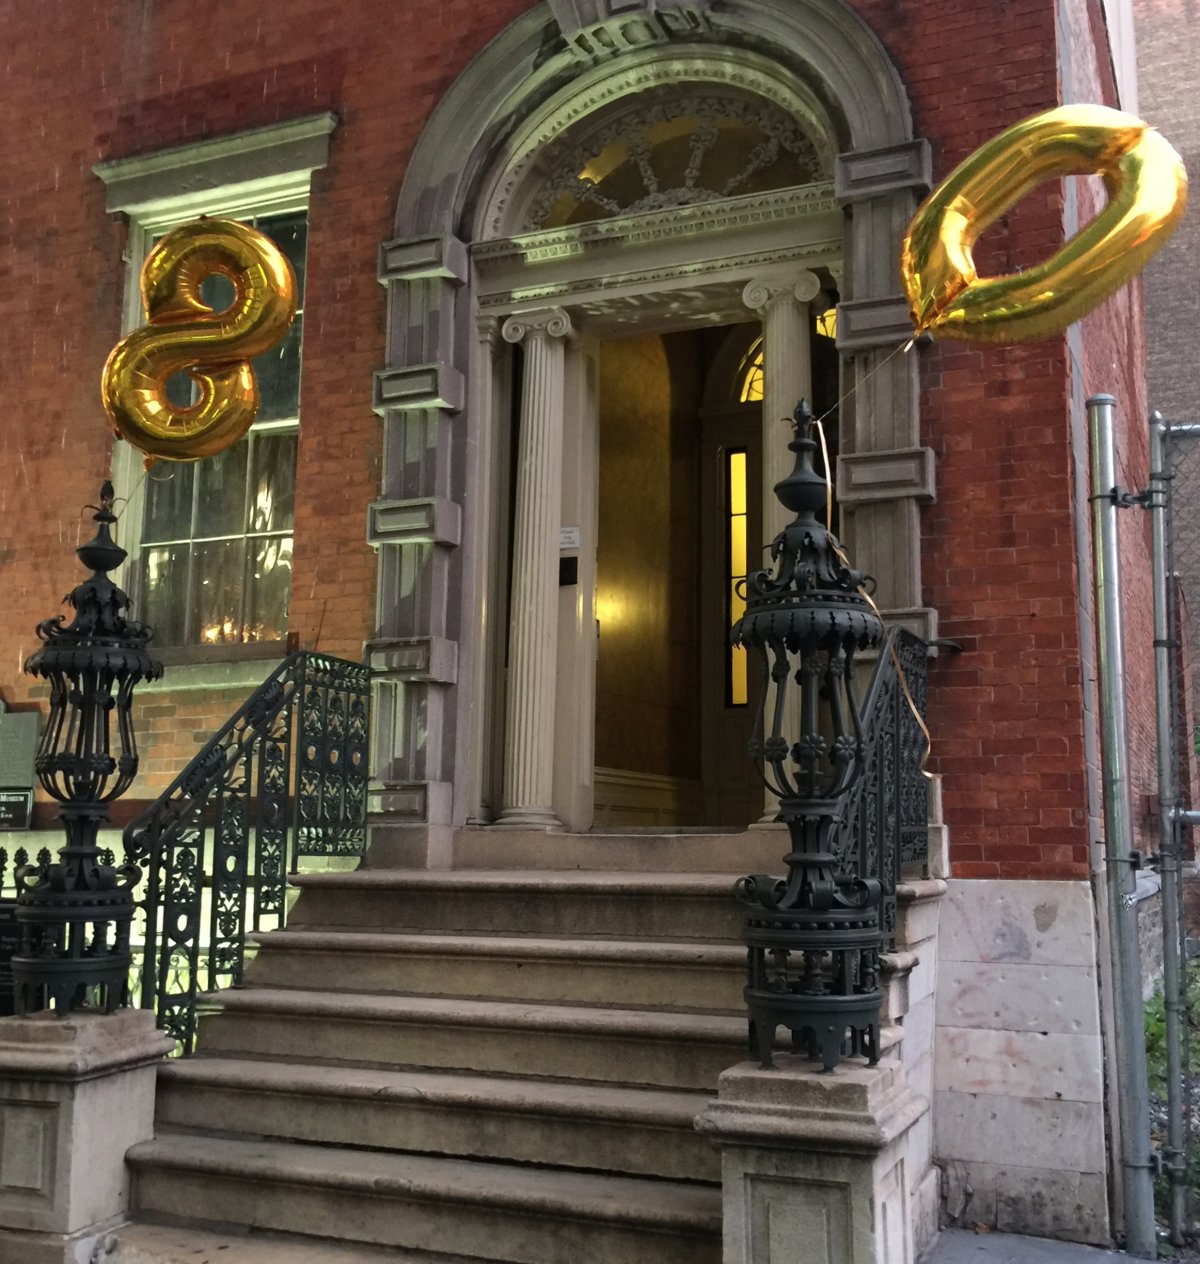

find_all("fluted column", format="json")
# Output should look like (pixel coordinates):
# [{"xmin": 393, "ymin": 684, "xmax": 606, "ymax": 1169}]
[
  {"xmin": 497, "ymin": 308, "xmax": 573, "ymax": 827},
  {"xmin": 743, "ymin": 270, "xmax": 823, "ymax": 542},
  {"xmin": 743, "ymin": 270, "xmax": 821, "ymax": 824}
]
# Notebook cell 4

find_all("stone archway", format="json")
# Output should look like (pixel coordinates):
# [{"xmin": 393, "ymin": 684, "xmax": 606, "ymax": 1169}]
[{"xmin": 367, "ymin": 0, "xmax": 936, "ymax": 856}]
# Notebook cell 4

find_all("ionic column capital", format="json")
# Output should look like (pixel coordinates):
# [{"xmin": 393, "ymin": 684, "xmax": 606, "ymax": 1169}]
[
  {"xmin": 502, "ymin": 307, "xmax": 574, "ymax": 344},
  {"xmin": 742, "ymin": 270, "xmax": 822, "ymax": 315}
]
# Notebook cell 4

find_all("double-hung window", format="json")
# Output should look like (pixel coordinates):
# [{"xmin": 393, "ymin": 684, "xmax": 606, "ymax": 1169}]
[{"xmin": 94, "ymin": 115, "xmax": 335, "ymax": 661}]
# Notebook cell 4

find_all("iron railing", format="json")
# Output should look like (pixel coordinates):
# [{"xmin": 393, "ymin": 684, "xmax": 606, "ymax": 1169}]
[
  {"xmin": 123, "ymin": 651, "xmax": 370, "ymax": 1052},
  {"xmin": 841, "ymin": 626, "xmax": 930, "ymax": 945}
]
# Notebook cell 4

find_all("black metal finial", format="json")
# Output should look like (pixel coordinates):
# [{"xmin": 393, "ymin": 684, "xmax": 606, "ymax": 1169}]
[
  {"xmin": 731, "ymin": 415, "xmax": 886, "ymax": 1073},
  {"xmin": 12, "ymin": 480, "xmax": 163, "ymax": 1016}
]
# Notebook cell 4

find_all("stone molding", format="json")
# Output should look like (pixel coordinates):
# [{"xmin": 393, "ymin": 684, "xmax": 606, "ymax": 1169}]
[
  {"xmin": 742, "ymin": 268, "xmax": 822, "ymax": 313},
  {"xmin": 836, "ymin": 296, "xmax": 916, "ymax": 352},
  {"xmin": 378, "ymin": 234, "xmax": 469, "ymax": 285},
  {"xmin": 501, "ymin": 308, "xmax": 574, "ymax": 343},
  {"xmin": 367, "ymin": 498, "xmax": 462, "ymax": 549},
  {"xmin": 372, "ymin": 363, "xmax": 465, "ymax": 414},
  {"xmin": 367, "ymin": 637, "xmax": 459, "ymax": 684},
  {"xmin": 94, "ymin": 112, "xmax": 337, "ymax": 220},
  {"xmin": 837, "ymin": 448, "xmax": 936, "ymax": 505},
  {"xmin": 835, "ymin": 140, "xmax": 932, "ymax": 203},
  {"xmin": 477, "ymin": 48, "xmax": 836, "ymax": 238}
]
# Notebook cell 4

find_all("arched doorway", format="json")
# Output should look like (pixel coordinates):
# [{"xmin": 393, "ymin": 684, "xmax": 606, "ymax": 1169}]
[{"xmin": 369, "ymin": 0, "xmax": 935, "ymax": 851}]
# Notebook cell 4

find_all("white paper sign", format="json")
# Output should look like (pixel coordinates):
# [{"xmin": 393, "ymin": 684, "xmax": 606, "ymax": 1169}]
[{"xmin": 560, "ymin": 526, "xmax": 581, "ymax": 550}]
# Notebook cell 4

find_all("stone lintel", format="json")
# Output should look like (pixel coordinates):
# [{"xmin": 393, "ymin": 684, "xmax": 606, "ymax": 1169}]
[
  {"xmin": 367, "ymin": 498, "xmax": 462, "ymax": 549},
  {"xmin": 373, "ymin": 363, "xmax": 465, "ymax": 414},
  {"xmin": 836, "ymin": 297, "xmax": 915, "ymax": 352},
  {"xmin": 837, "ymin": 448, "xmax": 935, "ymax": 505},
  {"xmin": 378, "ymin": 234, "xmax": 468, "ymax": 286},
  {"xmin": 835, "ymin": 140, "xmax": 932, "ymax": 202},
  {"xmin": 366, "ymin": 636, "xmax": 458, "ymax": 684}
]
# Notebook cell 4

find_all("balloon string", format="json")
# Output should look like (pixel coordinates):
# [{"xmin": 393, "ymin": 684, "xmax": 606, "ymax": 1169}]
[
  {"xmin": 805, "ymin": 336, "xmax": 916, "ymax": 535},
  {"xmin": 831, "ymin": 534, "xmax": 934, "ymax": 780},
  {"xmin": 810, "ymin": 368, "xmax": 933, "ymax": 780}
]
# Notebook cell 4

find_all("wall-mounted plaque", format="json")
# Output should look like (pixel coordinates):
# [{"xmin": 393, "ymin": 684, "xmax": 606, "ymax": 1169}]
[
  {"xmin": 0, "ymin": 790, "xmax": 32, "ymax": 832},
  {"xmin": 0, "ymin": 709, "xmax": 36, "ymax": 831}
]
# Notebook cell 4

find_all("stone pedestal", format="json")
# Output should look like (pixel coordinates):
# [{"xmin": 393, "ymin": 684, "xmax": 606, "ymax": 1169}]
[
  {"xmin": 697, "ymin": 1056, "xmax": 930, "ymax": 1264},
  {"xmin": 0, "ymin": 1008, "xmax": 173, "ymax": 1264}
]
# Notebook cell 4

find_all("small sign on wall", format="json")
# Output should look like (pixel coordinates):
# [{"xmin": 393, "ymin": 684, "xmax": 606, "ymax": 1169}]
[
  {"xmin": 0, "ymin": 706, "xmax": 36, "ymax": 831},
  {"xmin": 0, "ymin": 790, "xmax": 32, "ymax": 832},
  {"xmin": 560, "ymin": 526, "xmax": 581, "ymax": 551}
]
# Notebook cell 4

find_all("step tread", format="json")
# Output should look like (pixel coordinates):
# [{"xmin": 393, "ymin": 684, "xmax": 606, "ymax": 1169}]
[
  {"xmin": 251, "ymin": 929, "xmax": 745, "ymax": 963},
  {"xmin": 205, "ymin": 987, "xmax": 747, "ymax": 1040},
  {"xmin": 160, "ymin": 1055, "xmax": 712, "ymax": 1122},
  {"xmin": 100, "ymin": 1220, "xmax": 465, "ymax": 1264},
  {"xmin": 290, "ymin": 869, "xmax": 741, "ymax": 893},
  {"xmin": 130, "ymin": 1133, "xmax": 723, "ymax": 1229}
]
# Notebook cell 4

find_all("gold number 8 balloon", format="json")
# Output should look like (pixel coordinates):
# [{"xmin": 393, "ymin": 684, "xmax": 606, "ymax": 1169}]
[
  {"xmin": 902, "ymin": 104, "xmax": 1187, "ymax": 343},
  {"xmin": 101, "ymin": 217, "xmax": 298, "ymax": 465}
]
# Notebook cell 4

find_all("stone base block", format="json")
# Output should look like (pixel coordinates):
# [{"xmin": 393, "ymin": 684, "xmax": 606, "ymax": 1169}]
[
  {"xmin": 697, "ymin": 1056, "xmax": 931, "ymax": 1264},
  {"xmin": 0, "ymin": 1214, "xmax": 126, "ymax": 1264},
  {"xmin": 0, "ymin": 1009, "xmax": 173, "ymax": 1255}
]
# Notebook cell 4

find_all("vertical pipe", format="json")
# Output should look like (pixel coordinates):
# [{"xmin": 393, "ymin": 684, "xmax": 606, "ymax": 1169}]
[
  {"xmin": 1089, "ymin": 393, "xmax": 1158, "ymax": 1257},
  {"xmin": 1151, "ymin": 414, "xmax": 1188, "ymax": 1243}
]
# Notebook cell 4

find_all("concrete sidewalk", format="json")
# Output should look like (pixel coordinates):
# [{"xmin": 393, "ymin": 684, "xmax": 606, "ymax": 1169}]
[{"xmin": 926, "ymin": 1229, "xmax": 1139, "ymax": 1263}]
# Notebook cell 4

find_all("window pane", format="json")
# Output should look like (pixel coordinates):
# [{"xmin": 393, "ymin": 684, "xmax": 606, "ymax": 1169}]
[
  {"xmin": 244, "ymin": 535, "xmax": 293, "ymax": 643},
  {"xmin": 248, "ymin": 432, "xmax": 297, "ymax": 533},
  {"xmin": 141, "ymin": 545, "xmax": 189, "ymax": 646},
  {"xmin": 199, "ymin": 272, "xmax": 236, "ymax": 312},
  {"xmin": 192, "ymin": 539, "xmax": 246, "ymax": 645},
  {"xmin": 143, "ymin": 464, "xmax": 195, "ymax": 543},
  {"xmin": 253, "ymin": 315, "xmax": 302, "ymax": 421},
  {"xmin": 263, "ymin": 213, "xmax": 307, "ymax": 300},
  {"xmin": 194, "ymin": 441, "xmax": 248, "ymax": 539}
]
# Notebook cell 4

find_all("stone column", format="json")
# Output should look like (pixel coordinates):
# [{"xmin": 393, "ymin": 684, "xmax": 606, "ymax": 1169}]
[
  {"xmin": 497, "ymin": 308, "xmax": 574, "ymax": 828},
  {"xmin": 0, "ymin": 1009, "xmax": 174, "ymax": 1264},
  {"xmin": 743, "ymin": 270, "xmax": 822, "ymax": 825},
  {"xmin": 742, "ymin": 269, "xmax": 824, "ymax": 542}
]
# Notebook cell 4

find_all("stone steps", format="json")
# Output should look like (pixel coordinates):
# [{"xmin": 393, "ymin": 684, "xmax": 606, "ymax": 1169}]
[
  {"xmin": 287, "ymin": 869, "xmax": 743, "ymax": 941},
  {"xmin": 128, "ymin": 1133, "xmax": 723, "ymax": 1264},
  {"xmin": 156, "ymin": 1055, "xmax": 719, "ymax": 1180},
  {"xmin": 243, "ymin": 929, "xmax": 746, "ymax": 1009},
  {"xmin": 124, "ymin": 860, "xmax": 909, "ymax": 1262},
  {"xmin": 98, "ymin": 1220, "xmax": 467, "ymax": 1264},
  {"xmin": 195, "ymin": 986, "xmax": 754, "ymax": 1091}
]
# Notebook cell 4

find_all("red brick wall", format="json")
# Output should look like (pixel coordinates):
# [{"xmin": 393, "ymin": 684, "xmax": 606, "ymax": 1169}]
[
  {"xmin": 0, "ymin": 0, "xmax": 531, "ymax": 799},
  {"xmin": 0, "ymin": 0, "xmax": 1150, "ymax": 866}
]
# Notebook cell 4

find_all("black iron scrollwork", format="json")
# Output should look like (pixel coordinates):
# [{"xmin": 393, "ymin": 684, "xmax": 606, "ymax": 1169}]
[{"xmin": 124, "ymin": 651, "xmax": 370, "ymax": 1052}]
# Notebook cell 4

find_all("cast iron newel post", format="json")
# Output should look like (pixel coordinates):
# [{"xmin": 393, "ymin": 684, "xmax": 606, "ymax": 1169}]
[
  {"xmin": 12, "ymin": 482, "xmax": 162, "ymax": 1015},
  {"xmin": 734, "ymin": 402, "xmax": 885, "ymax": 1072}
]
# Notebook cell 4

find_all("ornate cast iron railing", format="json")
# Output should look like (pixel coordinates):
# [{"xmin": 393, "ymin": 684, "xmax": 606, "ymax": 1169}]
[
  {"xmin": 123, "ymin": 651, "xmax": 370, "ymax": 1052},
  {"xmin": 840, "ymin": 626, "xmax": 930, "ymax": 947}
]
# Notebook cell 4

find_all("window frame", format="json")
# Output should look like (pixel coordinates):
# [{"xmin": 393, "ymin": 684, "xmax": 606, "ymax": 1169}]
[{"xmin": 95, "ymin": 114, "xmax": 335, "ymax": 668}]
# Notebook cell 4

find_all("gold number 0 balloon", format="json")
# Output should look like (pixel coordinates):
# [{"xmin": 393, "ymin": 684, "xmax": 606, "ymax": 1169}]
[
  {"xmin": 902, "ymin": 105, "xmax": 1187, "ymax": 343},
  {"xmin": 101, "ymin": 217, "xmax": 297, "ymax": 464}
]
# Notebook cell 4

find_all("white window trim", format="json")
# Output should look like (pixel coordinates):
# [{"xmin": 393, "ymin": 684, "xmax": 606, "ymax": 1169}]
[{"xmin": 93, "ymin": 114, "xmax": 336, "ymax": 657}]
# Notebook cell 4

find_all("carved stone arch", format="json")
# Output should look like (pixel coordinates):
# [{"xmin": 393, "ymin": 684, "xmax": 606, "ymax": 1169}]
[{"xmin": 370, "ymin": 0, "xmax": 936, "ymax": 844}]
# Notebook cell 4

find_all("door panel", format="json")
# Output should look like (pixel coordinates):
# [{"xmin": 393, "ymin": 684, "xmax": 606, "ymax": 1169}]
[{"xmin": 699, "ymin": 410, "xmax": 763, "ymax": 828}]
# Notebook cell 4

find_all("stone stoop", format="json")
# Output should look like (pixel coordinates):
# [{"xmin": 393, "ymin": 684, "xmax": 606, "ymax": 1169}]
[{"xmin": 113, "ymin": 833, "xmax": 916, "ymax": 1264}]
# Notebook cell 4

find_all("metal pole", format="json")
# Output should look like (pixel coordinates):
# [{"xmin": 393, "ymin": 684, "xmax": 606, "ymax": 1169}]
[
  {"xmin": 1088, "ymin": 393, "xmax": 1158, "ymax": 1257},
  {"xmin": 1150, "ymin": 412, "xmax": 1187, "ymax": 1244}
]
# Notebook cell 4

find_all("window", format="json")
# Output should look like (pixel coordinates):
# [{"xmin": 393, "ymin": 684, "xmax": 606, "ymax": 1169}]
[
  {"xmin": 727, "ymin": 448, "xmax": 749, "ymax": 707},
  {"xmin": 94, "ymin": 115, "xmax": 334, "ymax": 660},
  {"xmin": 139, "ymin": 211, "xmax": 305, "ymax": 649}
]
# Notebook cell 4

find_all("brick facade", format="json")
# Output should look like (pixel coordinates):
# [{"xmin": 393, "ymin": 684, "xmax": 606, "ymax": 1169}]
[{"xmin": 0, "ymin": 0, "xmax": 1156, "ymax": 877}]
